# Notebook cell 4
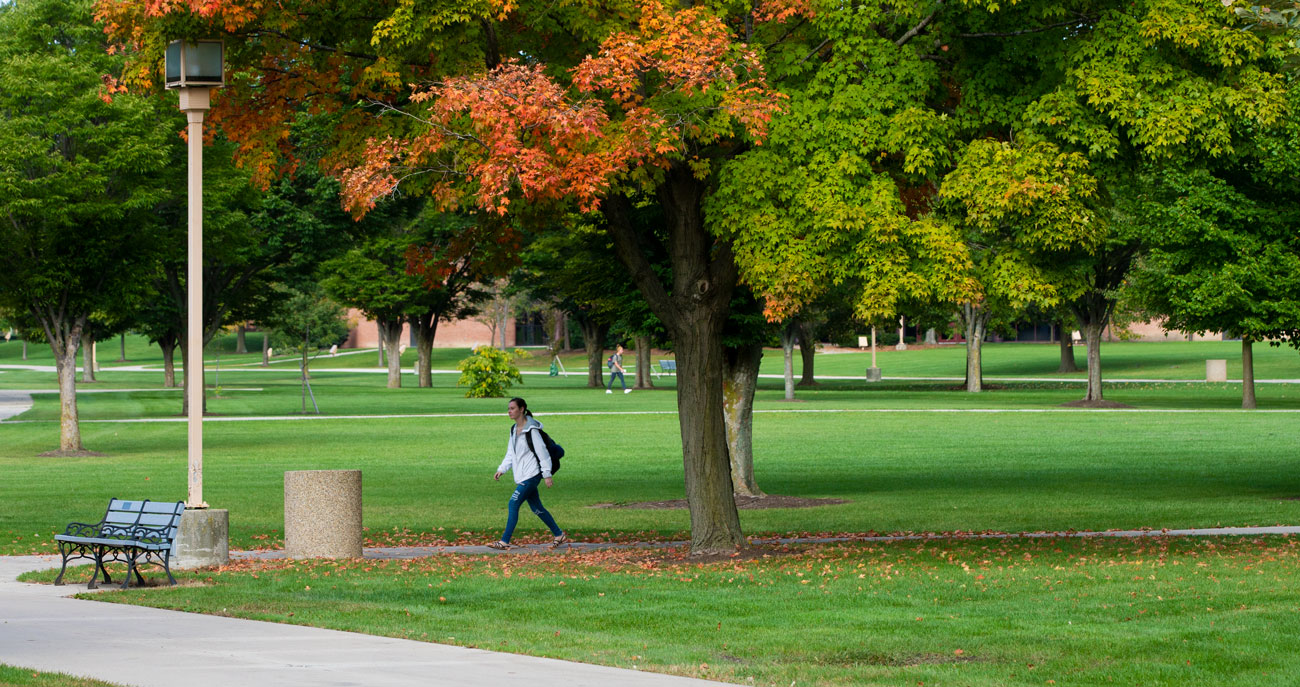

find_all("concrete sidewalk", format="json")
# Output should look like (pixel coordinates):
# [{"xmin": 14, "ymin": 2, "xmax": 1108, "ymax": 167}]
[
  {"xmin": 0, "ymin": 390, "xmax": 32, "ymax": 421},
  {"xmin": 0, "ymin": 555, "xmax": 728, "ymax": 687}
]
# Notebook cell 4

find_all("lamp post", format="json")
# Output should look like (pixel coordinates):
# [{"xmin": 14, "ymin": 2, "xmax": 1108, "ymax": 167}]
[{"xmin": 165, "ymin": 40, "xmax": 229, "ymax": 567}]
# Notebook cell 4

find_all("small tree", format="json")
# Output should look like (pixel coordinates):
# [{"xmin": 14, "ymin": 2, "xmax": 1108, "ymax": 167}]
[
  {"xmin": 457, "ymin": 346, "xmax": 525, "ymax": 398},
  {"xmin": 473, "ymin": 279, "xmax": 522, "ymax": 350},
  {"xmin": 938, "ymin": 140, "xmax": 1102, "ymax": 392},
  {"xmin": 321, "ymin": 236, "xmax": 427, "ymax": 389},
  {"xmin": 267, "ymin": 285, "xmax": 348, "ymax": 413}
]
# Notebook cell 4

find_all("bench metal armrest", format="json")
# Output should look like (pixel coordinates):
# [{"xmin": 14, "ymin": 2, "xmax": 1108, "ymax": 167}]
[
  {"xmin": 127, "ymin": 526, "xmax": 172, "ymax": 546},
  {"xmin": 97, "ymin": 524, "xmax": 138, "ymax": 540},
  {"xmin": 61, "ymin": 522, "xmax": 100, "ymax": 538}
]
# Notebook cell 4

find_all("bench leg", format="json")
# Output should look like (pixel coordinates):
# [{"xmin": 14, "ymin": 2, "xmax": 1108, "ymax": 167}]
[
  {"xmin": 53, "ymin": 541, "xmax": 76, "ymax": 586},
  {"xmin": 120, "ymin": 550, "xmax": 139, "ymax": 590},
  {"xmin": 88, "ymin": 547, "xmax": 107, "ymax": 590},
  {"xmin": 160, "ymin": 551, "xmax": 177, "ymax": 586}
]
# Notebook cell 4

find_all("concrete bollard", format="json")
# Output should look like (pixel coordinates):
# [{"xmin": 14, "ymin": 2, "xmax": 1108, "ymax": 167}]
[
  {"xmin": 284, "ymin": 470, "xmax": 363, "ymax": 559},
  {"xmin": 865, "ymin": 367, "xmax": 882, "ymax": 382},
  {"xmin": 1206, "ymin": 359, "xmax": 1228, "ymax": 382}
]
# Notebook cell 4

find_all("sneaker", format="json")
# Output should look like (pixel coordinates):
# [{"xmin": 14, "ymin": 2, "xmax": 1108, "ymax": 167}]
[
  {"xmin": 605, "ymin": 389, "xmax": 612, "ymax": 394},
  {"xmin": 624, "ymin": 389, "xmax": 631, "ymax": 394}
]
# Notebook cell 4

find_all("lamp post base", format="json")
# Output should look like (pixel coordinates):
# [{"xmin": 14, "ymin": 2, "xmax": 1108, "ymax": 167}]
[{"xmin": 174, "ymin": 508, "xmax": 229, "ymax": 568}]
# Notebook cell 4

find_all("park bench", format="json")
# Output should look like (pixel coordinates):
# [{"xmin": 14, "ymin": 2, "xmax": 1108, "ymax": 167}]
[
  {"xmin": 656, "ymin": 359, "xmax": 677, "ymax": 378},
  {"xmin": 53, "ymin": 498, "xmax": 185, "ymax": 589}
]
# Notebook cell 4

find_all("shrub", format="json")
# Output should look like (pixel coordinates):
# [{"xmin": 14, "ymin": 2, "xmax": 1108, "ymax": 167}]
[{"xmin": 456, "ymin": 346, "xmax": 526, "ymax": 398}]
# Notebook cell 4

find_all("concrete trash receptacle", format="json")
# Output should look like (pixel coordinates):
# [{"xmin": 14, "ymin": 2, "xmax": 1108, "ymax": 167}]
[
  {"xmin": 1206, "ymin": 359, "xmax": 1228, "ymax": 382},
  {"xmin": 284, "ymin": 470, "xmax": 363, "ymax": 559},
  {"xmin": 865, "ymin": 367, "xmax": 882, "ymax": 382}
]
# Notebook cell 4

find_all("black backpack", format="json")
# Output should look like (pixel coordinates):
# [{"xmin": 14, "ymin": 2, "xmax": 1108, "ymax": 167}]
[
  {"xmin": 607, "ymin": 354, "xmax": 616, "ymax": 370},
  {"xmin": 516, "ymin": 426, "xmax": 565, "ymax": 475}
]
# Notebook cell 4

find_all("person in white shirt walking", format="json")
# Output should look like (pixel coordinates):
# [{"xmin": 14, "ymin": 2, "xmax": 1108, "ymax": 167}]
[{"xmin": 488, "ymin": 397, "xmax": 568, "ymax": 550}]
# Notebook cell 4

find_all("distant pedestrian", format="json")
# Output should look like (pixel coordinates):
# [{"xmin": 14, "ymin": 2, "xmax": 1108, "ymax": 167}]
[
  {"xmin": 606, "ymin": 344, "xmax": 630, "ymax": 394},
  {"xmin": 488, "ymin": 397, "xmax": 568, "ymax": 550}
]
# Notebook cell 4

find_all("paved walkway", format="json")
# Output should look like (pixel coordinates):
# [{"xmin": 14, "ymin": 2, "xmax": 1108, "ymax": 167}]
[
  {"xmin": 0, "ymin": 554, "xmax": 728, "ymax": 687},
  {"xmin": 0, "ymin": 390, "xmax": 32, "ymax": 421}
]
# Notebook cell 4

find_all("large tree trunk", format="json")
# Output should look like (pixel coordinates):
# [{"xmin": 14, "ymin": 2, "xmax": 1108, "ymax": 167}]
[
  {"xmin": 781, "ymin": 323, "xmax": 796, "ymax": 401},
  {"xmin": 46, "ymin": 319, "xmax": 86, "ymax": 453},
  {"xmin": 55, "ymin": 348, "xmax": 83, "ymax": 452},
  {"xmin": 411, "ymin": 313, "xmax": 439, "ymax": 388},
  {"xmin": 673, "ymin": 309, "xmax": 744, "ymax": 553},
  {"xmin": 160, "ymin": 338, "xmax": 177, "ymax": 388},
  {"xmin": 962, "ymin": 303, "xmax": 989, "ymax": 393},
  {"xmin": 578, "ymin": 317, "xmax": 608, "ymax": 388},
  {"xmin": 723, "ymin": 342, "xmax": 764, "ymax": 497},
  {"xmin": 1057, "ymin": 327, "xmax": 1079, "ymax": 373},
  {"xmin": 634, "ymin": 334, "xmax": 654, "ymax": 389},
  {"xmin": 378, "ymin": 318, "xmax": 404, "ymax": 388},
  {"xmin": 602, "ymin": 166, "xmax": 744, "ymax": 555},
  {"xmin": 1242, "ymin": 338, "xmax": 1256, "ymax": 410},
  {"xmin": 235, "ymin": 323, "xmax": 247, "ymax": 354},
  {"xmin": 1082, "ymin": 319, "xmax": 1105, "ymax": 402},
  {"xmin": 796, "ymin": 319, "xmax": 818, "ymax": 387},
  {"xmin": 81, "ymin": 333, "xmax": 96, "ymax": 383},
  {"xmin": 550, "ymin": 309, "xmax": 566, "ymax": 356}
]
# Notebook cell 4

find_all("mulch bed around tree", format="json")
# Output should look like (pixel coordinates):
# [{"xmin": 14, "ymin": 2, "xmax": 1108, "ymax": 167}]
[
  {"xmin": 1059, "ymin": 399, "xmax": 1136, "ymax": 409},
  {"xmin": 589, "ymin": 494, "xmax": 849, "ymax": 510}
]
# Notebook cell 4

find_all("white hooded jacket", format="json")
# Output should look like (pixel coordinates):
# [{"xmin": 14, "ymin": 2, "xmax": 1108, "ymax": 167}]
[{"xmin": 497, "ymin": 417, "xmax": 552, "ymax": 483}]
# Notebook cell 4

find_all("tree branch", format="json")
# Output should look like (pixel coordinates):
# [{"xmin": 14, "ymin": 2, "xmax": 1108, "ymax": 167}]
[
  {"xmin": 601, "ymin": 194, "xmax": 679, "ymax": 325},
  {"xmin": 958, "ymin": 16, "xmax": 1093, "ymax": 39},
  {"xmin": 896, "ymin": 1, "xmax": 945, "ymax": 47},
  {"xmin": 797, "ymin": 38, "xmax": 830, "ymax": 65},
  {"xmin": 241, "ymin": 29, "xmax": 383, "ymax": 63}
]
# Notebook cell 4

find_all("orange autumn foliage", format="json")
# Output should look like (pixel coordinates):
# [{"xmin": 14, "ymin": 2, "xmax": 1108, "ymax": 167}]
[{"xmin": 340, "ymin": 0, "xmax": 785, "ymax": 218}]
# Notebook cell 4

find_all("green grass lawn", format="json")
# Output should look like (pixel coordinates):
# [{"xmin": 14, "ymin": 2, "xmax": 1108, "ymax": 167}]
[
  {"xmin": 4, "ymin": 377, "xmax": 1300, "ymax": 555},
  {"xmin": 29, "ymin": 536, "xmax": 1298, "ymax": 687},
  {"xmin": 6, "ymin": 334, "xmax": 1299, "ymax": 383},
  {"xmin": 6, "ymin": 337, "xmax": 1300, "ymax": 686},
  {"xmin": 0, "ymin": 665, "xmax": 121, "ymax": 687}
]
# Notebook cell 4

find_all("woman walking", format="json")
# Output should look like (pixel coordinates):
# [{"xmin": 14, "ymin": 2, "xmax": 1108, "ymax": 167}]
[{"xmin": 489, "ymin": 397, "xmax": 568, "ymax": 550}]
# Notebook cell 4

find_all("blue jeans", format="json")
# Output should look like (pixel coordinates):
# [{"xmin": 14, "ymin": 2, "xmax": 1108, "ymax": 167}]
[
  {"xmin": 607, "ymin": 370, "xmax": 626, "ymax": 390},
  {"xmin": 502, "ymin": 475, "xmax": 562, "ymax": 543}
]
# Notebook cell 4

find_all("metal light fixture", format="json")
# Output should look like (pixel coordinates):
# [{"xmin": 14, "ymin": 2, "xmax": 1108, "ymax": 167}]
[{"xmin": 164, "ymin": 40, "xmax": 225, "ymax": 89}]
